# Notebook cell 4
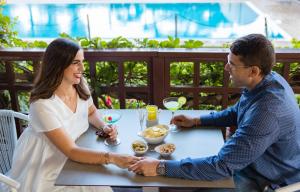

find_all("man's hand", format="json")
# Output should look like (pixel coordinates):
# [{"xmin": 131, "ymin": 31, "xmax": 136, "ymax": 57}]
[
  {"xmin": 128, "ymin": 157, "xmax": 160, "ymax": 176},
  {"xmin": 171, "ymin": 115, "xmax": 200, "ymax": 128}
]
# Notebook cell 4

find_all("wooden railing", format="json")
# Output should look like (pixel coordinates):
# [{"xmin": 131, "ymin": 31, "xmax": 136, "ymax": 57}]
[{"xmin": 1, "ymin": 48, "xmax": 300, "ymax": 135}]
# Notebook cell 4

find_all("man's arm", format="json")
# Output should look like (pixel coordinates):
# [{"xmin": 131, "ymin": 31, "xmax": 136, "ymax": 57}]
[
  {"xmin": 164, "ymin": 107, "xmax": 280, "ymax": 180},
  {"xmin": 200, "ymin": 102, "xmax": 239, "ymax": 127},
  {"xmin": 172, "ymin": 103, "xmax": 239, "ymax": 128}
]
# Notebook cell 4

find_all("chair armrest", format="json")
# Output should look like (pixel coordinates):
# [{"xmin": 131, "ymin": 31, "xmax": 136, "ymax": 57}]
[
  {"xmin": 13, "ymin": 111, "xmax": 29, "ymax": 121},
  {"xmin": 0, "ymin": 173, "xmax": 20, "ymax": 190}
]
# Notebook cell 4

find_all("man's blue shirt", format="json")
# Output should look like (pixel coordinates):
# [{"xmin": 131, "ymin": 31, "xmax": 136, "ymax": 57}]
[{"xmin": 165, "ymin": 71, "xmax": 300, "ymax": 185}]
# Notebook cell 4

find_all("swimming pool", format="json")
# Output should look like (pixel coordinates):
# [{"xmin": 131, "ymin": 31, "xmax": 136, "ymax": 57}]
[{"xmin": 2, "ymin": 2, "xmax": 291, "ymax": 40}]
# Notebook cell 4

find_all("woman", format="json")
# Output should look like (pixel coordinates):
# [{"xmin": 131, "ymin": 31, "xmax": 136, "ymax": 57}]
[{"xmin": 8, "ymin": 38, "xmax": 139, "ymax": 192}]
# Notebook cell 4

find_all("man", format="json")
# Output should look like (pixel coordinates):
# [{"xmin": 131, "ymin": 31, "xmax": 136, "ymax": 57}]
[{"xmin": 129, "ymin": 34, "xmax": 300, "ymax": 191}]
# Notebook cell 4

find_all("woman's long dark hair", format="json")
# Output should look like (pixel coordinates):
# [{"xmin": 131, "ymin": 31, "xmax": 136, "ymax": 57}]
[{"xmin": 30, "ymin": 38, "xmax": 90, "ymax": 103}]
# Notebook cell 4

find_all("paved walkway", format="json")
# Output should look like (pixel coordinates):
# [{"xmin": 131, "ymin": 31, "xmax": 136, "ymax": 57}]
[{"xmin": 249, "ymin": 0, "xmax": 300, "ymax": 39}]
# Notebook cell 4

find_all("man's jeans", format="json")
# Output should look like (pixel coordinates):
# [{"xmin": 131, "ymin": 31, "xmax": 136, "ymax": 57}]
[{"xmin": 234, "ymin": 169, "xmax": 276, "ymax": 192}]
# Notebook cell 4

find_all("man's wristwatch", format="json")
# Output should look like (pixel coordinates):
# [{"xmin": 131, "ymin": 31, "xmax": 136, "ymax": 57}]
[{"xmin": 156, "ymin": 160, "xmax": 166, "ymax": 176}]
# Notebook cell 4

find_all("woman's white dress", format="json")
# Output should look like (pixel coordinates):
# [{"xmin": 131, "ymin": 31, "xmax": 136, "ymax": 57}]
[{"xmin": 8, "ymin": 95, "xmax": 112, "ymax": 192}]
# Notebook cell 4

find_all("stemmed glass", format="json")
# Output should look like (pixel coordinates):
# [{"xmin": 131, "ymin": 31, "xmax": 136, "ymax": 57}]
[
  {"xmin": 102, "ymin": 110, "xmax": 122, "ymax": 146},
  {"xmin": 137, "ymin": 108, "xmax": 146, "ymax": 136},
  {"xmin": 163, "ymin": 97, "xmax": 182, "ymax": 132}
]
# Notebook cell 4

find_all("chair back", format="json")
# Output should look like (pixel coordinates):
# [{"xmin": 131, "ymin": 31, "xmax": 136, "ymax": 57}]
[{"xmin": 0, "ymin": 110, "xmax": 28, "ymax": 175}]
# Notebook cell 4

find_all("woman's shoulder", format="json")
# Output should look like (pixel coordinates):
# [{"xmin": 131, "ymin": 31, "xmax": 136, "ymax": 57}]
[
  {"xmin": 30, "ymin": 95, "xmax": 58, "ymax": 109},
  {"xmin": 31, "ymin": 95, "xmax": 55, "ymax": 104}
]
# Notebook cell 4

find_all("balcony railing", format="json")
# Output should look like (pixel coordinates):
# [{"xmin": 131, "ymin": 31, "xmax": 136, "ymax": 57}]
[{"xmin": 1, "ymin": 48, "xmax": 300, "ymax": 136}]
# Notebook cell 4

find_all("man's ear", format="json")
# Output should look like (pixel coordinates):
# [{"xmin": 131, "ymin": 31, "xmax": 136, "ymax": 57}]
[{"xmin": 250, "ymin": 66, "xmax": 261, "ymax": 77}]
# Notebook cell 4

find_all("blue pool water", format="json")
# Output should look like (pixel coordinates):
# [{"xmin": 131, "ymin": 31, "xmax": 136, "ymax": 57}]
[{"xmin": 2, "ymin": 2, "xmax": 289, "ymax": 40}]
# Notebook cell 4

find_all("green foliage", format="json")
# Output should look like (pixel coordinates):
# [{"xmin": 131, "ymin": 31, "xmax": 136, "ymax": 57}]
[
  {"xmin": 296, "ymin": 95, "xmax": 300, "ymax": 107},
  {"xmin": 0, "ymin": 6, "xmax": 48, "ymax": 48},
  {"xmin": 159, "ymin": 36, "xmax": 180, "ymax": 48},
  {"xmin": 108, "ymin": 36, "xmax": 135, "ymax": 48},
  {"xmin": 182, "ymin": 39, "xmax": 203, "ymax": 48},
  {"xmin": 291, "ymin": 38, "xmax": 300, "ymax": 49},
  {"xmin": 170, "ymin": 62, "xmax": 193, "ymax": 85},
  {"xmin": 134, "ymin": 38, "xmax": 160, "ymax": 48},
  {"xmin": 200, "ymin": 62, "xmax": 224, "ymax": 86},
  {"xmin": 124, "ymin": 61, "xmax": 147, "ymax": 86},
  {"xmin": 1, "ymin": 11, "xmax": 300, "ymax": 111},
  {"xmin": 0, "ymin": 5, "xmax": 18, "ymax": 47}
]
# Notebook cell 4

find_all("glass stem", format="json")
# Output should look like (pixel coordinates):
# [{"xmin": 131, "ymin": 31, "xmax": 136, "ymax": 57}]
[{"xmin": 171, "ymin": 111, "xmax": 175, "ymax": 124}]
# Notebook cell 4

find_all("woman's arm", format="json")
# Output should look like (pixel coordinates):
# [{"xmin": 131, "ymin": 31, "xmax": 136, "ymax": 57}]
[
  {"xmin": 44, "ymin": 128, "xmax": 139, "ymax": 168},
  {"xmin": 88, "ymin": 104, "xmax": 106, "ymax": 129},
  {"xmin": 87, "ymin": 104, "xmax": 117, "ymax": 140}
]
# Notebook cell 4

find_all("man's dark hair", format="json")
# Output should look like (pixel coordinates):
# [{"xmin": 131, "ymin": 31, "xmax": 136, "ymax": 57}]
[{"xmin": 230, "ymin": 34, "xmax": 275, "ymax": 76}]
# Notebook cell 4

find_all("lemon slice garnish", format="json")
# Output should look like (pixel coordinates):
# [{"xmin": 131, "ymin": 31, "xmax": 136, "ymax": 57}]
[{"xmin": 178, "ymin": 96, "xmax": 186, "ymax": 106}]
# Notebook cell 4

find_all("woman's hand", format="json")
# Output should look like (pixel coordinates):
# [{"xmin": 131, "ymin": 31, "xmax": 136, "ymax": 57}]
[
  {"xmin": 171, "ymin": 115, "xmax": 200, "ymax": 128},
  {"xmin": 103, "ymin": 125, "xmax": 118, "ymax": 141},
  {"xmin": 109, "ymin": 153, "xmax": 142, "ymax": 169},
  {"xmin": 128, "ymin": 157, "xmax": 160, "ymax": 176}
]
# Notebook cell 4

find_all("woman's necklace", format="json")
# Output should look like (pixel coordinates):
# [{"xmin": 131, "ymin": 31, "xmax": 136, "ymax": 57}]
[{"xmin": 57, "ymin": 88, "xmax": 77, "ymax": 112}]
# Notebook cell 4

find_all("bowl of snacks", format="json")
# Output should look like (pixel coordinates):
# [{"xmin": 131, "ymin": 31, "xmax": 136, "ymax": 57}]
[
  {"xmin": 141, "ymin": 124, "xmax": 169, "ymax": 144},
  {"xmin": 154, "ymin": 143, "xmax": 176, "ymax": 157},
  {"xmin": 132, "ymin": 140, "xmax": 148, "ymax": 155}
]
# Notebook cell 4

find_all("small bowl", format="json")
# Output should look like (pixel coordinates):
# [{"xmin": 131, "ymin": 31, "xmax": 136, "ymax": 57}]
[
  {"xmin": 132, "ymin": 140, "xmax": 148, "ymax": 155},
  {"xmin": 141, "ymin": 124, "xmax": 169, "ymax": 144},
  {"xmin": 154, "ymin": 143, "xmax": 176, "ymax": 157}
]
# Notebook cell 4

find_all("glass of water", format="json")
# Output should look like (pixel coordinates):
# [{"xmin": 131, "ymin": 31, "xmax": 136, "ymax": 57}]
[{"xmin": 137, "ymin": 108, "xmax": 146, "ymax": 135}]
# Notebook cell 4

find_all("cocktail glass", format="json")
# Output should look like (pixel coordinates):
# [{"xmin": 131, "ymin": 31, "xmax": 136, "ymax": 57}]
[
  {"xmin": 102, "ymin": 111, "xmax": 122, "ymax": 146},
  {"xmin": 163, "ymin": 97, "xmax": 181, "ymax": 132}
]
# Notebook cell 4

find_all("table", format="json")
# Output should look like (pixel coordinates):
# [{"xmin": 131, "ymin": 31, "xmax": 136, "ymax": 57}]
[{"xmin": 55, "ymin": 109, "xmax": 234, "ymax": 190}]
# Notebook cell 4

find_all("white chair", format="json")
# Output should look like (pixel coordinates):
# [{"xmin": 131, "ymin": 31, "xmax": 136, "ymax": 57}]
[
  {"xmin": 0, "ymin": 173, "xmax": 20, "ymax": 192},
  {"xmin": 0, "ymin": 110, "xmax": 28, "ymax": 192},
  {"xmin": 275, "ymin": 182, "xmax": 300, "ymax": 192}
]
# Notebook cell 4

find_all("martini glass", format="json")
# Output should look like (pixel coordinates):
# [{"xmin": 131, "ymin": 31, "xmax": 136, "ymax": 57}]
[
  {"xmin": 163, "ymin": 97, "xmax": 181, "ymax": 132},
  {"xmin": 102, "ymin": 110, "xmax": 122, "ymax": 146}
]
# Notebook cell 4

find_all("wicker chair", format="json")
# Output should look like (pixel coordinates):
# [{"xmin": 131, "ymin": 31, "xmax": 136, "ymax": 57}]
[{"xmin": 0, "ymin": 110, "xmax": 28, "ymax": 192}]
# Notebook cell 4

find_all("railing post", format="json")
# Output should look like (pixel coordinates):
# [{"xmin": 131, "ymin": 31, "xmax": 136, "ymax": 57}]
[
  {"xmin": 118, "ymin": 61, "xmax": 126, "ymax": 109},
  {"xmin": 5, "ymin": 61, "xmax": 19, "ymax": 112},
  {"xmin": 5, "ymin": 61, "xmax": 22, "ymax": 137},
  {"xmin": 88, "ymin": 59, "xmax": 98, "ymax": 108},
  {"xmin": 152, "ymin": 55, "xmax": 165, "ymax": 108},
  {"xmin": 193, "ymin": 61, "xmax": 200, "ymax": 109},
  {"xmin": 222, "ymin": 61, "xmax": 230, "ymax": 109}
]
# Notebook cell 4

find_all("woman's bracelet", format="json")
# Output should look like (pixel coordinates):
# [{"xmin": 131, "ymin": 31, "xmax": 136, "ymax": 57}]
[
  {"xmin": 95, "ymin": 125, "xmax": 109, "ymax": 138},
  {"xmin": 104, "ymin": 152, "xmax": 110, "ymax": 164}
]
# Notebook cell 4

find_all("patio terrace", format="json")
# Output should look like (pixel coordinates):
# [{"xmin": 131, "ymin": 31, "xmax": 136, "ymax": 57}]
[{"xmin": 0, "ymin": 48, "xmax": 300, "ymax": 136}]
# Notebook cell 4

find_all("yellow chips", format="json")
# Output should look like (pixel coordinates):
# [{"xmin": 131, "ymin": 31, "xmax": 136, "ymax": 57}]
[{"xmin": 142, "ymin": 125, "xmax": 168, "ymax": 138}]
